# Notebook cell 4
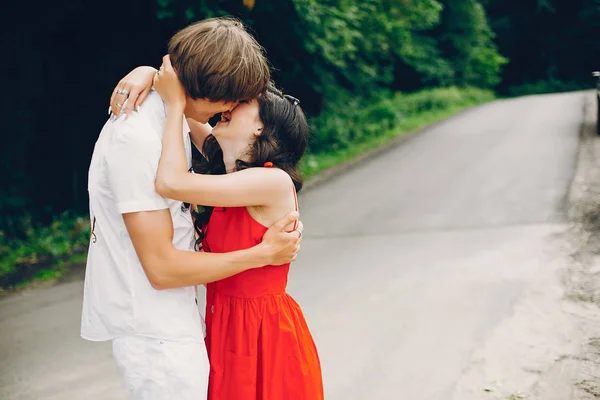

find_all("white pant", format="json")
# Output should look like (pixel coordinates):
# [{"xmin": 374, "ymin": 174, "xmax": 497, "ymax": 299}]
[{"xmin": 112, "ymin": 335, "xmax": 209, "ymax": 400}]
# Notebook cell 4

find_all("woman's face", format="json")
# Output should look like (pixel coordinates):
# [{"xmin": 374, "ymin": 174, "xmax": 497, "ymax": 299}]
[{"xmin": 211, "ymin": 98, "xmax": 262, "ymax": 144}]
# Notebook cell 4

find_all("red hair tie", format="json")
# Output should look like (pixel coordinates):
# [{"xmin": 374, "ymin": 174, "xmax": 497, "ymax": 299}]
[{"xmin": 263, "ymin": 162, "xmax": 274, "ymax": 168}]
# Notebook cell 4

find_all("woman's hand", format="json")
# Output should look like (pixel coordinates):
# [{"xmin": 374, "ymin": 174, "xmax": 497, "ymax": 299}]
[
  {"xmin": 153, "ymin": 55, "xmax": 187, "ymax": 112},
  {"xmin": 110, "ymin": 66, "xmax": 156, "ymax": 116}
]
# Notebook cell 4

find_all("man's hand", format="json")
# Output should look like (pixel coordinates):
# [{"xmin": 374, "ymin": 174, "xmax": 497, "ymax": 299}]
[{"xmin": 261, "ymin": 212, "xmax": 303, "ymax": 265}]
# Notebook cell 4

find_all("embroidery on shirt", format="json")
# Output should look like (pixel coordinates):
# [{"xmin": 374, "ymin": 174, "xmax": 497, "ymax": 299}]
[{"xmin": 91, "ymin": 216, "xmax": 97, "ymax": 243}]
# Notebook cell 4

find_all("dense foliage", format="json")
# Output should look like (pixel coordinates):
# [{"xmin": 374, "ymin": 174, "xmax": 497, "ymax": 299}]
[{"xmin": 2, "ymin": 0, "xmax": 599, "ymax": 270}]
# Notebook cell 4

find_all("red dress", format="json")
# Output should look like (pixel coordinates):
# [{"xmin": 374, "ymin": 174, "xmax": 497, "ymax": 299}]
[{"xmin": 202, "ymin": 177, "xmax": 324, "ymax": 400}]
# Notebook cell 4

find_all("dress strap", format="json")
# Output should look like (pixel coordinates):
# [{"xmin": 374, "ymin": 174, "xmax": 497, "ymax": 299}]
[
  {"xmin": 264, "ymin": 162, "xmax": 299, "ymax": 231},
  {"xmin": 292, "ymin": 184, "xmax": 299, "ymax": 231}
]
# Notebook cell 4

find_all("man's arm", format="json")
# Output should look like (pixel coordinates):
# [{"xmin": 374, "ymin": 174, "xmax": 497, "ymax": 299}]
[{"xmin": 123, "ymin": 209, "xmax": 300, "ymax": 290}]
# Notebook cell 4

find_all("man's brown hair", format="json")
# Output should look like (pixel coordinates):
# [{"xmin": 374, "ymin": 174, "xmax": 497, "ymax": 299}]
[{"xmin": 168, "ymin": 17, "xmax": 270, "ymax": 102}]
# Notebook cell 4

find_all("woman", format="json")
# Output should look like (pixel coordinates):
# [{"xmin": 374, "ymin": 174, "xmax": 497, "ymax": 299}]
[{"xmin": 119, "ymin": 58, "xmax": 324, "ymax": 400}]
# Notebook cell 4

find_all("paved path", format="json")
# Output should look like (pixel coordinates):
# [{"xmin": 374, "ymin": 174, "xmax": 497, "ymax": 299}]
[{"xmin": 0, "ymin": 92, "xmax": 585, "ymax": 399}]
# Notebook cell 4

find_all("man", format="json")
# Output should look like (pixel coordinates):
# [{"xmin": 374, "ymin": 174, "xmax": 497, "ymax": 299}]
[{"xmin": 81, "ymin": 18, "xmax": 302, "ymax": 399}]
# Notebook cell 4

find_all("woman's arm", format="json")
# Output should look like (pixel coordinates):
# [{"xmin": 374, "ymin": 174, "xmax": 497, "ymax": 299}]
[
  {"xmin": 153, "ymin": 55, "xmax": 290, "ymax": 208},
  {"xmin": 109, "ymin": 65, "xmax": 210, "ymax": 152},
  {"xmin": 159, "ymin": 165, "xmax": 292, "ymax": 207},
  {"xmin": 110, "ymin": 66, "xmax": 157, "ymax": 116}
]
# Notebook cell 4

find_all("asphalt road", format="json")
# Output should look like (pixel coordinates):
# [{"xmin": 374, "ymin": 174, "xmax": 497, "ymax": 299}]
[{"xmin": 0, "ymin": 91, "xmax": 585, "ymax": 399}]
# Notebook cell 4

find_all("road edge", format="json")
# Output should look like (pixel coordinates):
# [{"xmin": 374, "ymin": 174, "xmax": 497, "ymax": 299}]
[{"xmin": 567, "ymin": 89, "xmax": 597, "ymax": 221}]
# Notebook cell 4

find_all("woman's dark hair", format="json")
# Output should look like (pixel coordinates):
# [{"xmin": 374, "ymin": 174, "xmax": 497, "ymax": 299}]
[{"xmin": 191, "ymin": 82, "xmax": 309, "ymax": 249}]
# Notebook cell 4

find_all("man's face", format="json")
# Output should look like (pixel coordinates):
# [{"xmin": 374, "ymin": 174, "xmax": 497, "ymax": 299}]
[{"xmin": 184, "ymin": 97, "xmax": 239, "ymax": 124}]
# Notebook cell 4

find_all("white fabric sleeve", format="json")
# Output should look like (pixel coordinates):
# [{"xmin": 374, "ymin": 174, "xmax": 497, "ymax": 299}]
[{"xmin": 106, "ymin": 129, "xmax": 169, "ymax": 214}]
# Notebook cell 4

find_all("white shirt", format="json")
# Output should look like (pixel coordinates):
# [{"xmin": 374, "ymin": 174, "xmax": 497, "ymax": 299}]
[{"xmin": 81, "ymin": 90, "xmax": 204, "ymax": 343}]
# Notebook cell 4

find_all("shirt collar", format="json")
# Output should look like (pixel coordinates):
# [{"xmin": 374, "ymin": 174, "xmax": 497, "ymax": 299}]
[{"xmin": 182, "ymin": 116, "xmax": 190, "ymax": 135}]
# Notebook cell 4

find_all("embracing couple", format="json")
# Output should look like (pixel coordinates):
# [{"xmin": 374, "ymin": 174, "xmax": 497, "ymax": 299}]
[{"xmin": 81, "ymin": 17, "xmax": 323, "ymax": 400}]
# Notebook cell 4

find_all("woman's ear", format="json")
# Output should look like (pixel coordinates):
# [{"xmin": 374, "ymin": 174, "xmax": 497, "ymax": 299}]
[{"xmin": 254, "ymin": 125, "xmax": 264, "ymax": 137}]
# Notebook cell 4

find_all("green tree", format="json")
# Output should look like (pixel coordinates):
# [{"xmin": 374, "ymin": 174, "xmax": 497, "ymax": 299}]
[{"xmin": 436, "ymin": 0, "xmax": 508, "ymax": 88}]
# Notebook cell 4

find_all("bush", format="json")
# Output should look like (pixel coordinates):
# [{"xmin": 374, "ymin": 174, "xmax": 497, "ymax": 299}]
[
  {"xmin": 396, "ymin": 86, "xmax": 495, "ymax": 113},
  {"xmin": 310, "ymin": 86, "xmax": 494, "ymax": 154},
  {"xmin": 309, "ymin": 92, "xmax": 403, "ymax": 153},
  {"xmin": 0, "ymin": 212, "xmax": 90, "ymax": 290},
  {"xmin": 507, "ymin": 79, "xmax": 587, "ymax": 97}
]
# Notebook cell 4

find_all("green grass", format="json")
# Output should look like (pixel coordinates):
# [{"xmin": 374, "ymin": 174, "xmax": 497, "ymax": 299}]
[{"xmin": 32, "ymin": 252, "xmax": 88, "ymax": 281}]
